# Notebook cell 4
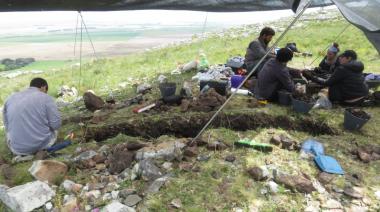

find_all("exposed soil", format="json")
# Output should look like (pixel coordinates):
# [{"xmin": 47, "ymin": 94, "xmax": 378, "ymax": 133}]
[
  {"xmin": 293, "ymin": 93, "xmax": 316, "ymax": 103},
  {"xmin": 85, "ymin": 111, "xmax": 338, "ymax": 142},
  {"xmin": 348, "ymin": 108, "xmax": 370, "ymax": 120}
]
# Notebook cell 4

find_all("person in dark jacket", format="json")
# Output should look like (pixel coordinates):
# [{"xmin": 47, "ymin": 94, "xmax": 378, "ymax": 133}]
[
  {"xmin": 305, "ymin": 50, "xmax": 369, "ymax": 105},
  {"xmin": 255, "ymin": 48, "xmax": 296, "ymax": 100},
  {"xmin": 314, "ymin": 43, "xmax": 340, "ymax": 78},
  {"xmin": 244, "ymin": 27, "xmax": 276, "ymax": 75}
]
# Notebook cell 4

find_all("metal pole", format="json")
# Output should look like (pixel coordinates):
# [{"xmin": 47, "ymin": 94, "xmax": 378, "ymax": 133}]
[
  {"xmin": 190, "ymin": 0, "xmax": 313, "ymax": 144},
  {"xmin": 79, "ymin": 11, "xmax": 83, "ymax": 87}
]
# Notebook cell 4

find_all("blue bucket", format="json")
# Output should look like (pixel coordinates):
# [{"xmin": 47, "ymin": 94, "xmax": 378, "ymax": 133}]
[
  {"xmin": 231, "ymin": 75, "xmax": 245, "ymax": 88},
  {"xmin": 292, "ymin": 98, "xmax": 314, "ymax": 114}
]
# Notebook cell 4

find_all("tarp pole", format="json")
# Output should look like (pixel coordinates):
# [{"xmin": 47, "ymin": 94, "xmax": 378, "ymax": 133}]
[{"xmin": 191, "ymin": 0, "xmax": 313, "ymax": 144}]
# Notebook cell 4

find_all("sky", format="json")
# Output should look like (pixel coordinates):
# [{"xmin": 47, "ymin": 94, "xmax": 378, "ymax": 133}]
[{"xmin": 0, "ymin": 7, "xmax": 335, "ymax": 35}]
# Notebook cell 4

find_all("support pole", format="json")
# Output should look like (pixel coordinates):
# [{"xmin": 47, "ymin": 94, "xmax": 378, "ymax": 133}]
[{"xmin": 191, "ymin": 0, "xmax": 313, "ymax": 144}]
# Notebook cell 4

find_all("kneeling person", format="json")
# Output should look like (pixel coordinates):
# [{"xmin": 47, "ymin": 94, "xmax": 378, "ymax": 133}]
[
  {"xmin": 255, "ymin": 48, "xmax": 295, "ymax": 100},
  {"xmin": 3, "ymin": 78, "xmax": 61, "ymax": 156}
]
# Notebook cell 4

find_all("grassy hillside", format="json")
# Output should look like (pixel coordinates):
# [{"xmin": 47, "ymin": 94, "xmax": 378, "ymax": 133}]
[{"xmin": 0, "ymin": 10, "xmax": 379, "ymax": 211}]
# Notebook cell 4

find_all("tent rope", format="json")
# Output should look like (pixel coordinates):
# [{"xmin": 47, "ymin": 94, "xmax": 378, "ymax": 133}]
[
  {"xmin": 190, "ymin": 0, "xmax": 313, "ymax": 144},
  {"xmin": 309, "ymin": 22, "xmax": 351, "ymax": 66},
  {"xmin": 73, "ymin": 12, "xmax": 80, "ymax": 57},
  {"xmin": 199, "ymin": 12, "xmax": 209, "ymax": 51},
  {"xmin": 79, "ymin": 12, "xmax": 98, "ymax": 59}
]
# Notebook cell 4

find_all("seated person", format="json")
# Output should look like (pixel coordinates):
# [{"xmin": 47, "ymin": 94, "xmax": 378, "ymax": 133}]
[
  {"xmin": 3, "ymin": 78, "xmax": 61, "ymax": 156},
  {"xmin": 314, "ymin": 43, "xmax": 340, "ymax": 78},
  {"xmin": 304, "ymin": 50, "xmax": 369, "ymax": 105},
  {"xmin": 244, "ymin": 27, "xmax": 276, "ymax": 75},
  {"xmin": 254, "ymin": 48, "xmax": 296, "ymax": 101}
]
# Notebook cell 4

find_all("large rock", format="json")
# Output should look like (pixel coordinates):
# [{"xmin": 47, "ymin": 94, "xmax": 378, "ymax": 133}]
[
  {"xmin": 108, "ymin": 144, "xmax": 135, "ymax": 174},
  {"xmin": 83, "ymin": 91, "xmax": 105, "ymax": 112},
  {"xmin": 145, "ymin": 174, "xmax": 171, "ymax": 194},
  {"xmin": 247, "ymin": 167, "xmax": 267, "ymax": 181},
  {"xmin": 274, "ymin": 172, "xmax": 316, "ymax": 194},
  {"xmin": 123, "ymin": 194, "xmax": 142, "ymax": 207},
  {"xmin": 0, "ymin": 181, "xmax": 55, "ymax": 212},
  {"xmin": 343, "ymin": 186, "xmax": 364, "ymax": 199},
  {"xmin": 135, "ymin": 159, "xmax": 163, "ymax": 181},
  {"xmin": 102, "ymin": 201, "xmax": 135, "ymax": 212},
  {"xmin": 29, "ymin": 160, "xmax": 68, "ymax": 185},
  {"xmin": 135, "ymin": 139, "xmax": 186, "ymax": 161},
  {"xmin": 72, "ymin": 150, "xmax": 98, "ymax": 162}
]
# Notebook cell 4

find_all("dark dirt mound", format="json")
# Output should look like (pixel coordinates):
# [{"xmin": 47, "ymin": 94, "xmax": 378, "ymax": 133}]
[
  {"xmin": 85, "ymin": 111, "xmax": 338, "ymax": 142},
  {"xmin": 348, "ymin": 108, "xmax": 370, "ymax": 120}
]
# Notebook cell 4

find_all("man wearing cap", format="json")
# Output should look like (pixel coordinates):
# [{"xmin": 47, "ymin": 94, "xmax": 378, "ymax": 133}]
[
  {"xmin": 305, "ymin": 50, "xmax": 369, "ymax": 105},
  {"xmin": 3, "ymin": 77, "xmax": 61, "ymax": 156}
]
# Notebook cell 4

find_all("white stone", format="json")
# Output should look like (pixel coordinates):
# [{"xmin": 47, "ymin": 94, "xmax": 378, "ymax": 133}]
[
  {"xmin": 86, "ymin": 190, "xmax": 101, "ymax": 199},
  {"xmin": 45, "ymin": 202, "xmax": 53, "ymax": 211},
  {"xmin": 61, "ymin": 180, "xmax": 75, "ymax": 192},
  {"xmin": 85, "ymin": 205, "xmax": 92, "ymax": 211},
  {"xmin": 28, "ymin": 160, "xmax": 68, "ymax": 185},
  {"xmin": 0, "ymin": 181, "xmax": 55, "ymax": 212},
  {"xmin": 102, "ymin": 193, "xmax": 112, "ymax": 201},
  {"xmin": 322, "ymin": 199, "xmax": 343, "ymax": 209},
  {"xmin": 102, "ymin": 201, "xmax": 136, "ymax": 212},
  {"xmin": 375, "ymin": 191, "xmax": 380, "ymax": 200},
  {"xmin": 267, "ymin": 181, "xmax": 279, "ymax": 194},
  {"xmin": 162, "ymin": 162, "xmax": 173, "ymax": 170},
  {"xmin": 111, "ymin": 191, "xmax": 120, "ymax": 200}
]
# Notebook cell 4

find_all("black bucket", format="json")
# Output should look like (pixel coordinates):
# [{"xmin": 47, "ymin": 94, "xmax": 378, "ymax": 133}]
[
  {"xmin": 291, "ymin": 98, "xmax": 314, "ymax": 114},
  {"xmin": 344, "ymin": 108, "xmax": 370, "ymax": 131},
  {"xmin": 200, "ymin": 80, "xmax": 228, "ymax": 96},
  {"xmin": 159, "ymin": 83, "xmax": 176, "ymax": 98},
  {"xmin": 278, "ymin": 91, "xmax": 292, "ymax": 106}
]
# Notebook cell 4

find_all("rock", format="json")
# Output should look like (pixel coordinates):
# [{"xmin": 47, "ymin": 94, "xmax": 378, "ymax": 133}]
[
  {"xmin": 0, "ymin": 164, "xmax": 15, "ymax": 181},
  {"xmin": 180, "ymin": 99, "xmax": 190, "ymax": 112},
  {"xmin": 79, "ymin": 159, "xmax": 97, "ymax": 169},
  {"xmin": 126, "ymin": 142, "xmax": 147, "ymax": 151},
  {"xmin": 138, "ymin": 159, "xmax": 163, "ymax": 181},
  {"xmin": 61, "ymin": 180, "xmax": 83, "ymax": 193},
  {"xmin": 247, "ymin": 167, "xmax": 267, "ymax": 181},
  {"xmin": 111, "ymin": 191, "xmax": 119, "ymax": 200},
  {"xmin": 92, "ymin": 154, "xmax": 107, "ymax": 164},
  {"xmin": 61, "ymin": 198, "xmax": 78, "ymax": 212},
  {"xmin": 274, "ymin": 172, "xmax": 316, "ymax": 194},
  {"xmin": 318, "ymin": 172, "xmax": 335, "ymax": 185},
  {"xmin": 96, "ymin": 163, "xmax": 107, "ymax": 171},
  {"xmin": 162, "ymin": 162, "xmax": 173, "ymax": 171},
  {"xmin": 225, "ymin": 155, "xmax": 236, "ymax": 162},
  {"xmin": 211, "ymin": 171, "xmax": 221, "ymax": 179},
  {"xmin": 344, "ymin": 187, "xmax": 364, "ymax": 199},
  {"xmin": 184, "ymin": 146, "xmax": 198, "ymax": 157},
  {"xmin": 35, "ymin": 150, "xmax": 49, "ymax": 160},
  {"xmin": 332, "ymin": 186, "xmax": 344, "ymax": 193},
  {"xmin": 99, "ymin": 145, "xmax": 111, "ymax": 156},
  {"xmin": 102, "ymin": 201, "xmax": 135, "ymax": 212},
  {"xmin": 375, "ymin": 191, "xmax": 380, "ymax": 200},
  {"xmin": 83, "ymin": 91, "xmax": 105, "ymax": 112},
  {"xmin": 73, "ymin": 150, "xmax": 98, "ymax": 162},
  {"xmin": 123, "ymin": 194, "xmax": 142, "ymax": 207},
  {"xmin": 270, "ymin": 135, "xmax": 282, "ymax": 146},
  {"xmin": 179, "ymin": 162, "xmax": 193, "ymax": 172},
  {"xmin": 0, "ymin": 181, "xmax": 55, "ymax": 212},
  {"xmin": 135, "ymin": 139, "xmax": 186, "ymax": 161},
  {"xmin": 29, "ymin": 160, "xmax": 68, "ymax": 185},
  {"xmin": 119, "ymin": 189, "xmax": 136, "ymax": 199},
  {"xmin": 45, "ymin": 202, "xmax": 53, "ymax": 211},
  {"xmin": 197, "ymin": 154, "xmax": 211, "ymax": 162},
  {"xmin": 267, "ymin": 181, "xmax": 279, "ymax": 194},
  {"xmin": 145, "ymin": 174, "xmax": 171, "ymax": 194},
  {"xmin": 108, "ymin": 145, "xmax": 135, "ymax": 174},
  {"xmin": 280, "ymin": 137, "xmax": 295, "ymax": 150},
  {"xmin": 170, "ymin": 198, "xmax": 182, "ymax": 208},
  {"xmin": 85, "ymin": 190, "xmax": 102, "ymax": 199},
  {"xmin": 119, "ymin": 168, "xmax": 131, "ymax": 179},
  {"xmin": 358, "ymin": 150, "xmax": 371, "ymax": 163},
  {"xmin": 346, "ymin": 205, "xmax": 368, "ymax": 212},
  {"xmin": 136, "ymin": 83, "xmax": 152, "ymax": 94},
  {"xmin": 322, "ymin": 199, "xmax": 343, "ymax": 209},
  {"xmin": 207, "ymin": 141, "xmax": 228, "ymax": 151},
  {"xmin": 102, "ymin": 193, "xmax": 112, "ymax": 201}
]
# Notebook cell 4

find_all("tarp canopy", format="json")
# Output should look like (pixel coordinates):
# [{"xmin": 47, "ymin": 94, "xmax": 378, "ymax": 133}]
[
  {"xmin": 0, "ymin": 0, "xmax": 378, "ymax": 53},
  {"xmin": 0, "ymin": 0, "xmax": 332, "ymax": 12}
]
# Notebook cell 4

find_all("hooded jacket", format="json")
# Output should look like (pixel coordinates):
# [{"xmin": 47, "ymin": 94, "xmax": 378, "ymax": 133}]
[
  {"xmin": 244, "ymin": 37, "xmax": 275, "ymax": 74},
  {"xmin": 311, "ymin": 60, "xmax": 369, "ymax": 101}
]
